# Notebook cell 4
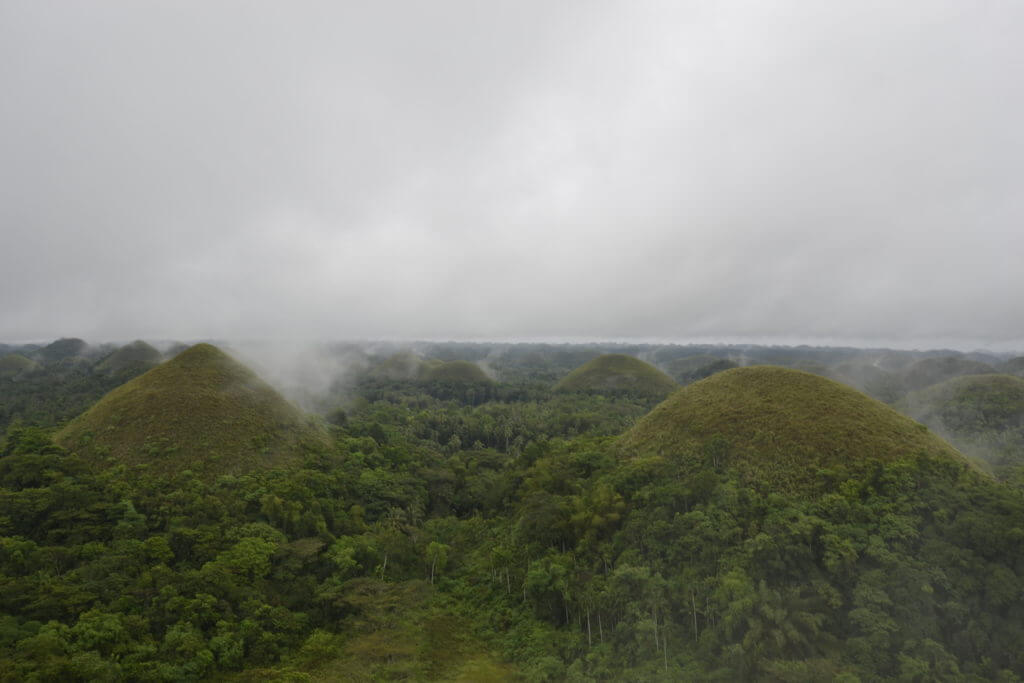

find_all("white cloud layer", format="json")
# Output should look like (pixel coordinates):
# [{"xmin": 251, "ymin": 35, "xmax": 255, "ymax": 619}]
[{"xmin": 2, "ymin": 1, "xmax": 1022, "ymax": 348}]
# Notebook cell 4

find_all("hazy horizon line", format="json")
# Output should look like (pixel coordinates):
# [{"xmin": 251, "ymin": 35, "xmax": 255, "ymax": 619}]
[{"xmin": 4, "ymin": 334, "xmax": 1021, "ymax": 356}]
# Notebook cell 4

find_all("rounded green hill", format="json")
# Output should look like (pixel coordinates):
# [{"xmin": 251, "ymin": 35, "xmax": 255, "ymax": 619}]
[
  {"xmin": 899, "ymin": 374, "xmax": 1024, "ymax": 475},
  {"xmin": 57, "ymin": 343, "xmax": 328, "ymax": 477},
  {"xmin": 367, "ymin": 351, "xmax": 425, "ymax": 381},
  {"xmin": 619, "ymin": 366, "xmax": 970, "ymax": 493},
  {"xmin": 367, "ymin": 353, "xmax": 495, "ymax": 384},
  {"xmin": 901, "ymin": 356, "xmax": 997, "ymax": 391},
  {"xmin": 37, "ymin": 337, "xmax": 88, "ymax": 363},
  {"xmin": 0, "ymin": 353, "xmax": 39, "ymax": 378},
  {"xmin": 902, "ymin": 374, "xmax": 1024, "ymax": 435},
  {"xmin": 95, "ymin": 340, "xmax": 163, "ymax": 375},
  {"xmin": 555, "ymin": 354, "xmax": 677, "ymax": 397},
  {"xmin": 420, "ymin": 359, "xmax": 494, "ymax": 384}
]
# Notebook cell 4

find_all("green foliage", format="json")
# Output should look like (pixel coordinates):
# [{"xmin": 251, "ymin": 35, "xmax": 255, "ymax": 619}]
[
  {"xmin": 420, "ymin": 359, "xmax": 494, "ymax": 385},
  {"xmin": 901, "ymin": 356, "xmax": 998, "ymax": 391},
  {"xmin": 0, "ymin": 354, "xmax": 145, "ymax": 433},
  {"xmin": 555, "ymin": 354, "xmax": 678, "ymax": 397},
  {"xmin": 56, "ymin": 344, "xmax": 330, "ymax": 478},
  {"xmin": 0, "ymin": 353, "xmax": 39, "ymax": 379},
  {"xmin": 93, "ymin": 340, "xmax": 162, "ymax": 377},
  {"xmin": 3, "ymin": 343, "xmax": 1024, "ymax": 681},
  {"xmin": 900, "ymin": 374, "xmax": 1024, "ymax": 477},
  {"xmin": 619, "ymin": 365, "xmax": 972, "ymax": 495},
  {"xmin": 36, "ymin": 338, "xmax": 88, "ymax": 364},
  {"xmin": 662, "ymin": 354, "xmax": 738, "ymax": 386}
]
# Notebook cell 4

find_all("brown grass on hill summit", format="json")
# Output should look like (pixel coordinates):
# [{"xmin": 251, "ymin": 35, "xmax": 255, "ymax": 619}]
[
  {"xmin": 555, "ymin": 354, "xmax": 677, "ymax": 397},
  {"xmin": 57, "ymin": 343, "xmax": 328, "ymax": 477},
  {"xmin": 619, "ymin": 365, "xmax": 973, "ymax": 494}
]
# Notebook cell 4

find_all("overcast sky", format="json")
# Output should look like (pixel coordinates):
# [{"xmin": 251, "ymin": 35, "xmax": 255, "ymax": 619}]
[{"xmin": 2, "ymin": 1, "xmax": 1022, "ymax": 349}]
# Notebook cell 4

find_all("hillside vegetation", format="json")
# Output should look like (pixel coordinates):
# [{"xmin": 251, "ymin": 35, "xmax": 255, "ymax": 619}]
[
  {"xmin": 901, "ymin": 355, "xmax": 998, "ymax": 391},
  {"xmin": 620, "ymin": 366, "xmax": 969, "ymax": 493},
  {"xmin": 57, "ymin": 343, "xmax": 327, "ymax": 477},
  {"xmin": 366, "ymin": 351, "xmax": 424, "ymax": 381},
  {"xmin": 94, "ymin": 340, "xmax": 162, "ymax": 376},
  {"xmin": 901, "ymin": 373, "xmax": 1024, "ymax": 477},
  {"xmin": 555, "ymin": 354, "xmax": 677, "ymax": 397},
  {"xmin": 35, "ymin": 337, "xmax": 89, "ymax": 363},
  {"xmin": 5, "ymin": 340, "xmax": 1024, "ymax": 681},
  {"xmin": 0, "ymin": 353, "xmax": 38, "ymax": 379},
  {"xmin": 828, "ymin": 361, "xmax": 905, "ymax": 404},
  {"xmin": 366, "ymin": 353, "xmax": 493, "ymax": 384},
  {"xmin": 661, "ymin": 354, "xmax": 738, "ymax": 385},
  {"xmin": 420, "ymin": 359, "xmax": 494, "ymax": 384}
]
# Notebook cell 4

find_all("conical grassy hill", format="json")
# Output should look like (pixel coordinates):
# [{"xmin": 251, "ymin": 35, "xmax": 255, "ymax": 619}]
[
  {"xmin": 57, "ymin": 343, "xmax": 328, "ymax": 477},
  {"xmin": 0, "ymin": 353, "xmax": 39, "ymax": 378},
  {"xmin": 36, "ymin": 337, "xmax": 88, "ymax": 363},
  {"xmin": 899, "ymin": 374, "xmax": 1024, "ymax": 474},
  {"xmin": 95, "ymin": 340, "xmax": 163, "ymax": 376},
  {"xmin": 901, "ymin": 355, "xmax": 997, "ymax": 391},
  {"xmin": 555, "ymin": 354, "xmax": 677, "ymax": 397},
  {"xmin": 420, "ymin": 359, "xmax": 494, "ymax": 384},
  {"xmin": 619, "ymin": 366, "xmax": 970, "ymax": 494},
  {"xmin": 902, "ymin": 374, "xmax": 1024, "ymax": 435},
  {"xmin": 366, "ymin": 353, "xmax": 495, "ymax": 384},
  {"xmin": 367, "ymin": 351, "xmax": 424, "ymax": 381}
]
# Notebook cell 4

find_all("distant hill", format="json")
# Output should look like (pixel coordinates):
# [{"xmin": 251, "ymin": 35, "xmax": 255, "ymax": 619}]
[
  {"xmin": 366, "ymin": 353, "xmax": 494, "ymax": 385},
  {"xmin": 366, "ymin": 351, "xmax": 426, "ymax": 381},
  {"xmin": 0, "ymin": 353, "xmax": 39, "ymax": 379},
  {"xmin": 661, "ymin": 354, "xmax": 738, "ymax": 385},
  {"xmin": 35, "ymin": 337, "xmax": 88, "ymax": 364},
  {"xmin": 963, "ymin": 351, "xmax": 1004, "ymax": 366},
  {"xmin": 619, "ymin": 366, "xmax": 969, "ymax": 494},
  {"xmin": 901, "ymin": 355, "xmax": 998, "ymax": 391},
  {"xmin": 786, "ymin": 359, "xmax": 832, "ymax": 376},
  {"xmin": 900, "ymin": 374, "xmax": 1024, "ymax": 475},
  {"xmin": 95, "ymin": 340, "xmax": 163, "ymax": 376},
  {"xmin": 1002, "ymin": 356, "xmax": 1024, "ymax": 377},
  {"xmin": 555, "ymin": 354, "xmax": 678, "ymax": 397},
  {"xmin": 57, "ymin": 343, "xmax": 328, "ymax": 477},
  {"xmin": 420, "ymin": 359, "xmax": 494, "ymax": 384},
  {"xmin": 903, "ymin": 374, "xmax": 1024, "ymax": 434},
  {"xmin": 828, "ymin": 361, "xmax": 905, "ymax": 404}
]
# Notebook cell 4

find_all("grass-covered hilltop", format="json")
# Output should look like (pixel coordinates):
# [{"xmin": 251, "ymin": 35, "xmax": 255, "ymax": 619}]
[
  {"xmin": 900, "ymin": 355, "xmax": 998, "ymax": 391},
  {"xmin": 419, "ymin": 358, "xmax": 494, "ymax": 384},
  {"xmin": 901, "ymin": 373, "xmax": 1024, "ymax": 479},
  {"xmin": 94, "ymin": 339, "xmax": 163, "ymax": 377},
  {"xmin": 3, "ymin": 339, "xmax": 1024, "ymax": 680},
  {"xmin": 620, "ymin": 366, "xmax": 971, "ymax": 493},
  {"xmin": 0, "ymin": 353, "xmax": 38, "ymax": 379},
  {"xmin": 57, "ymin": 343, "xmax": 328, "ymax": 478},
  {"xmin": 555, "ymin": 353, "xmax": 678, "ymax": 397},
  {"xmin": 35, "ymin": 337, "xmax": 90, "ymax": 364}
]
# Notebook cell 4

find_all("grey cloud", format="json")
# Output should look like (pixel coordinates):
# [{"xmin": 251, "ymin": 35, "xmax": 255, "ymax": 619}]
[{"xmin": 1, "ymin": 1, "xmax": 1023, "ymax": 349}]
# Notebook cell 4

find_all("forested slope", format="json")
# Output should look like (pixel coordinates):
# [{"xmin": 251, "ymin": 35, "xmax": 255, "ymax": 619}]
[{"xmin": 2, "ymin": 342, "xmax": 1024, "ymax": 681}]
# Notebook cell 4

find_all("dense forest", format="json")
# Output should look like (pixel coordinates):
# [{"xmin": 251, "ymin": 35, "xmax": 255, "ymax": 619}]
[{"xmin": 2, "ymin": 338, "xmax": 1024, "ymax": 681}]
